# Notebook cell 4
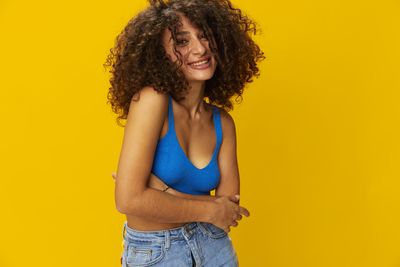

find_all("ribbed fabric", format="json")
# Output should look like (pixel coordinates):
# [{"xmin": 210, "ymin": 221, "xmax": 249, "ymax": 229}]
[{"xmin": 151, "ymin": 94, "xmax": 223, "ymax": 195}]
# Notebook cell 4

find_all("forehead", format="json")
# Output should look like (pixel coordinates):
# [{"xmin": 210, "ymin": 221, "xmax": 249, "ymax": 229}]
[
  {"xmin": 162, "ymin": 14, "xmax": 202, "ymax": 40},
  {"xmin": 177, "ymin": 15, "xmax": 197, "ymax": 30}
]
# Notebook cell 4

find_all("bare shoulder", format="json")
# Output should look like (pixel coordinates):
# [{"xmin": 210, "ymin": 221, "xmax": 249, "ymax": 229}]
[
  {"xmin": 216, "ymin": 107, "xmax": 236, "ymax": 138},
  {"xmin": 128, "ymin": 86, "xmax": 168, "ymax": 113},
  {"xmin": 123, "ymin": 86, "xmax": 169, "ymax": 142}
]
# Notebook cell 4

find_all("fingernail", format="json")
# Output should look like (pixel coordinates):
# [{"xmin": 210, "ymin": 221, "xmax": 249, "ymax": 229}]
[{"xmin": 235, "ymin": 195, "xmax": 240, "ymax": 200}]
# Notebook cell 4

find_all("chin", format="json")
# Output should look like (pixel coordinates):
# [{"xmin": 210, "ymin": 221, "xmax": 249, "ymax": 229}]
[
  {"xmin": 191, "ymin": 74, "xmax": 214, "ymax": 80},
  {"xmin": 184, "ymin": 69, "xmax": 216, "ymax": 82},
  {"xmin": 186, "ymin": 77, "xmax": 213, "ymax": 83}
]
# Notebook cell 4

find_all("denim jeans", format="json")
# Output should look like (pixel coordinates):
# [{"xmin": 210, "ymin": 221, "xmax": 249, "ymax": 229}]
[{"xmin": 120, "ymin": 221, "xmax": 239, "ymax": 267}]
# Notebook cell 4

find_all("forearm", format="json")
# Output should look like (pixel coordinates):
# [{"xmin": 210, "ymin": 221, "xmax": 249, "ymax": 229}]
[
  {"xmin": 146, "ymin": 173, "xmax": 219, "ymax": 201},
  {"xmin": 165, "ymin": 188, "xmax": 218, "ymax": 202},
  {"xmin": 180, "ymin": 194, "xmax": 217, "ymax": 201},
  {"xmin": 118, "ymin": 187, "xmax": 215, "ymax": 224}
]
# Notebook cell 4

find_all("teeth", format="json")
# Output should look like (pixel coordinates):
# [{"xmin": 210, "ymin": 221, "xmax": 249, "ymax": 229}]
[{"xmin": 189, "ymin": 59, "xmax": 209, "ymax": 66}]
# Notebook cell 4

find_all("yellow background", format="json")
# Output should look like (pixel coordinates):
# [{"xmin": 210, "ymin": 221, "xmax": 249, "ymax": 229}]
[{"xmin": 1, "ymin": 0, "xmax": 399, "ymax": 266}]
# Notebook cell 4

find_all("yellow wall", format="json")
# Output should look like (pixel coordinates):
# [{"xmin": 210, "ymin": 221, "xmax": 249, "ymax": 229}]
[{"xmin": 0, "ymin": 0, "xmax": 399, "ymax": 266}]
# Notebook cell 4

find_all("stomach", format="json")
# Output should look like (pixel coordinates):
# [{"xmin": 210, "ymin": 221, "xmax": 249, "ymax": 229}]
[{"xmin": 126, "ymin": 215, "xmax": 187, "ymax": 231}]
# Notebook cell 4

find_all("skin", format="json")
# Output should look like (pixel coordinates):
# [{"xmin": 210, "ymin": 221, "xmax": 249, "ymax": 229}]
[{"xmin": 113, "ymin": 13, "xmax": 250, "ymax": 233}]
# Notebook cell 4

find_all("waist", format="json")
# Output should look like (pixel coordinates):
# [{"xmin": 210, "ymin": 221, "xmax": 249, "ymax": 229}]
[
  {"xmin": 126, "ymin": 215, "xmax": 187, "ymax": 231},
  {"xmin": 122, "ymin": 220, "xmax": 200, "ymax": 243}
]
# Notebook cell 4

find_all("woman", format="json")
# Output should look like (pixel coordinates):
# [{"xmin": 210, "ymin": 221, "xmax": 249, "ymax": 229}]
[{"xmin": 104, "ymin": 0, "xmax": 265, "ymax": 266}]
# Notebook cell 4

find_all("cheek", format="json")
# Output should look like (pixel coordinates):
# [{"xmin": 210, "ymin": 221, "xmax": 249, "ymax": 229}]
[
  {"xmin": 162, "ymin": 41, "xmax": 177, "ymax": 62},
  {"xmin": 167, "ymin": 52, "xmax": 177, "ymax": 62},
  {"xmin": 167, "ymin": 50, "xmax": 189, "ymax": 68},
  {"xmin": 164, "ymin": 46, "xmax": 176, "ymax": 61}
]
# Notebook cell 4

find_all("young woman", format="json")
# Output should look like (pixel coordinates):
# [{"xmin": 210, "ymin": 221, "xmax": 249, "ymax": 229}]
[{"xmin": 104, "ymin": 0, "xmax": 265, "ymax": 266}]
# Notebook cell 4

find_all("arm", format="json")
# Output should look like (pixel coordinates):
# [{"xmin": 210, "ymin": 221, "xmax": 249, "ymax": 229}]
[
  {"xmin": 114, "ymin": 86, "xmax": 215, "ymax": 223},
  {"xmin": 112, "ymin": 171, "xmax": 219, "ymax": 201},
  {"xmin": 165, "ymin": 191, "xmax": 217, "ymax": 201},
  {"xmin": 121, "ymin": 187, "xmax": 214, "ymax": 223},
  {"xmin": 146, "ymin": 173, "xmax": 219, "ymax": 201},
  {"xmin": 215, "ymin": 109, "xmax": 240, "ymax": 199},
  {"xmin": 165, "ymin": 191, "xmax": 218, "ymax": 201}
]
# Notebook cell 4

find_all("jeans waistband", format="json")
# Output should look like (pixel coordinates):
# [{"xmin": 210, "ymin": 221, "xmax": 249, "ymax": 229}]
[{"xmin": 122, "ymin": 221, "xmax": 200, "ymax": 243}]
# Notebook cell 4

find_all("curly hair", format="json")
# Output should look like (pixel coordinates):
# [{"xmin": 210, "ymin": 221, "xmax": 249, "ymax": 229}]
[{"xmin": 104, "ymin": 0, "xmax": 265, "ymax": 126}]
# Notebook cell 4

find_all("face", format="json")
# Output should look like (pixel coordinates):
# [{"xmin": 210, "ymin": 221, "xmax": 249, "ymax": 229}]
[{"xmin": 161, "ymin": 14, "xmax": 217, "ymax": 83}]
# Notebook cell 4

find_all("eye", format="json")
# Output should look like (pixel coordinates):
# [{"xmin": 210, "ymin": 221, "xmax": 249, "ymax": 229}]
[
  {"xmin": 199, "ymin": 33, "xmax": 208, "ymax": 40},
  {"xmin": 176, "ymin": 39, "xmax": 188, "ymax": 46}
]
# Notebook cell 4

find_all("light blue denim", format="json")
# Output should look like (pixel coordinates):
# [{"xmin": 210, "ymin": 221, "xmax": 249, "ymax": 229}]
[{"xmin": 120, "ymin": 221, "xmax": 239, "ymax": 267}]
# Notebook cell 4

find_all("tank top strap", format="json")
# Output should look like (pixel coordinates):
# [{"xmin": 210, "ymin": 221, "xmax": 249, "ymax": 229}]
[{"xmin": 212, "ymin": 106, "xmax": 223, "ymax": 148}]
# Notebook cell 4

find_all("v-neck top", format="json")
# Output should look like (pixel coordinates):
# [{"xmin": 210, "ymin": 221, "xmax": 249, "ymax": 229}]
[{"xmin": 150, "ymin": 94, "xmax": 223, "ymax": 195}]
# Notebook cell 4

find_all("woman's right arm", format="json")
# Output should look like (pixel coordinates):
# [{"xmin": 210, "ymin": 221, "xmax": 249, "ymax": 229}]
[{"xmin": 114, "ymin": 86, "xmax": 248, "ymax": 227}]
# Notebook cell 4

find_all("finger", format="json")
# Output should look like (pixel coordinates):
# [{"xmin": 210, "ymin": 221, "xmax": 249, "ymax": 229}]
[
  {"xmin": 239, "ymin": 206, "xmax": 250, "ymax": 217},
  {"xmin": 231, "ymin": 221, "xmax": 238, "ymax": 227},
  {"xmin": 235, "ymin": 214, "xmax": 243, "ymax": 221},
  {"xmin": 228, "ymin": 195, "xmax": 239, "ymax": 203}
]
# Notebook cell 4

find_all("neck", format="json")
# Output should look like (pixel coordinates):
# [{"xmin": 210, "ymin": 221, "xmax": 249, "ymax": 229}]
[{"xmin": 177, "ymin": 81, "xmax": 207, "ymax": 119}]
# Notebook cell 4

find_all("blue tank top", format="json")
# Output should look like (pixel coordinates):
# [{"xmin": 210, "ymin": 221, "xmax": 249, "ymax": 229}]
[{"xmin": 151, "ymin": 95, "xmax": 223, "ymax": 195}]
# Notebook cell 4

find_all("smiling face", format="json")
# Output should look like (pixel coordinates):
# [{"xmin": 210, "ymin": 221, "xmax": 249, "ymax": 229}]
[{"xmin": 161, "ymin": 14, "xmax": 217, "ymax": 84}]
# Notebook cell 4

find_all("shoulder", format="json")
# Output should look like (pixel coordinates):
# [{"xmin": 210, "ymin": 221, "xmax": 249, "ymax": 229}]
[
  {"xmin": 214, "ymin": 106, "xmax": 236, "ymax": 138},
  {"xmin": 124, "ymin": 86, "xmax": 169, "ymax": 130},
  {"xmin": 127, "ymin": 86, "xmax": 168, "ymax": 115},
  {"xmin": 130, "ymin": 86, "xmax": 168, "ymax": 107}
]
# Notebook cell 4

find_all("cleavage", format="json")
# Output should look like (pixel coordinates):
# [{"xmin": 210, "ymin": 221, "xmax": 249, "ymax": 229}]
[{"xmin": 173, "ymin": 110, "xmax": 216, "ymax": 169}]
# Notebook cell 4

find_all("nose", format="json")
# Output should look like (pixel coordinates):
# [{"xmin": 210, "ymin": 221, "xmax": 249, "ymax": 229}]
[{"xmin": 190, "ymin": 37, "xmax": 207, "ymax": 55}]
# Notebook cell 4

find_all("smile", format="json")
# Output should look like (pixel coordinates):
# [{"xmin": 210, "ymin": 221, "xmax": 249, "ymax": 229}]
[{"xmin": 187, "ymin": 58, "xmax": 211, "ymax": 69}]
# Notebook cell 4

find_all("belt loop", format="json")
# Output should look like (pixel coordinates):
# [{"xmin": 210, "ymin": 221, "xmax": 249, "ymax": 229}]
[{"xmin": 164, "ymin": 230, "xmax": 170, "ymax": 250}]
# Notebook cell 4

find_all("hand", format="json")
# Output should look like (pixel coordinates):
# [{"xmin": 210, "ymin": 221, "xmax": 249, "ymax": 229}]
[
  {"xmin": 210, "ymin": 195, "xmax": 250, "ymax": 233},
  {"xmin": 111, "ymin": 172, "xmax": 250, "ymax": 233}
]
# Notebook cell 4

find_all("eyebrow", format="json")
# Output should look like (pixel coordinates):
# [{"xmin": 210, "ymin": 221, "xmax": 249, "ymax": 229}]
[
  {"xmin": 168, "ymin": 31, "xmax": 190, "ymax": 42},
  {"xmin": 176, "ymin": 31, "xmax": 190, "ymax": 35},
  {"xmin": 168, "ymin": 30, "xmax": 206, "ymax": 43}
]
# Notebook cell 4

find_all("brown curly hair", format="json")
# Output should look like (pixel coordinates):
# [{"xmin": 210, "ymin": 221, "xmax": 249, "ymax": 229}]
[{"xmin": 103, "ymin": 0, "xmax": 265, "ymax": 126}]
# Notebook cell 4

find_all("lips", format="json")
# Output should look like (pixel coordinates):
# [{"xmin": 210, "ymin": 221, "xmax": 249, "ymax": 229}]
[{"xmin": 188, "ymin": 57, "xmax": 211, "ymax": 66}]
